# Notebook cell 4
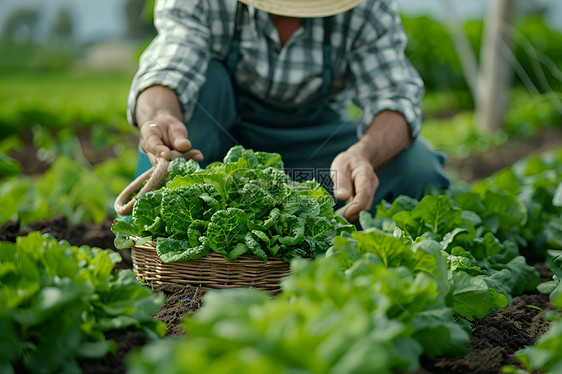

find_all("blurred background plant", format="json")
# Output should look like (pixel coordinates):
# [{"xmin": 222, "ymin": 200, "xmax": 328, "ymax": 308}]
[{"xmin": 0, "ymin": 0, "xmax": 560, "ymax": 226}]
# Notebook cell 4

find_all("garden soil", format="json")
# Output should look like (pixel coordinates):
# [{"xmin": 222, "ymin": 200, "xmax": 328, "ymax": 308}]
[
  {"xmin": 444, "ymin": 126, "xmax": 562, "ymax": 183},
  {"xmin": 2, "ymin": 126, "xmax": 561, "ymax": 373}
]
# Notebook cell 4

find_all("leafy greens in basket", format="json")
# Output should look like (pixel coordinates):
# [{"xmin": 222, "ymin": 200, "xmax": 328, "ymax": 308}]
[{"xmin": 112, "ymin": 146, "xmax": 355, "ymax": 262}]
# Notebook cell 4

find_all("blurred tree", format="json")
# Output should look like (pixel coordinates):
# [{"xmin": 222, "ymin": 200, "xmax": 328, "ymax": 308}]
[
  {"xmin": 50, "ymin": 7, "xmax": 74, "ymax": 44},
  {"xmin": 477, "ymin": 0, "xmax": 516, "ymax": 132},
  {"xmin": 126, "ymin": 0, "xmax": 156, "ymax": 39},
  {"xmin": 438, "ymin": 0, "xmax": 516, "ymax": 132},
  {"xmin": 1, "ymin": 8, "xmax": 40, "ymax": 44}
]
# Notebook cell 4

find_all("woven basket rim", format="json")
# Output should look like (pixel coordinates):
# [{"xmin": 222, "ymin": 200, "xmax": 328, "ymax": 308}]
[{"xmin": 129, "ymin": 236, "xmax": 291, "ymax": 292}]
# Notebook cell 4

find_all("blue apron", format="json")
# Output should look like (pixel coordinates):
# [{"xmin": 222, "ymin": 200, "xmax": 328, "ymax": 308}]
[{"xmin": 225, "ymin": 3, "xmax": 358, "ymax": 177}]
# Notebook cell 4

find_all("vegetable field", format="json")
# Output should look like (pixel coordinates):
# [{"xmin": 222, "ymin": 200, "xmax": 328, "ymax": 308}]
[
  {"xmin": 1, "ymin": 9, "xmax": 562, "ymax": 374},
  {"xmin": 2, "ymin": 142, "xmax": 562, "ymax": 374}
]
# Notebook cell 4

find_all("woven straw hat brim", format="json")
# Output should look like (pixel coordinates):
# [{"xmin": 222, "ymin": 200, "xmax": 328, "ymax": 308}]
[{"xmin": 238, "ymin": 0, "xmax": 365, "ymax": 17}]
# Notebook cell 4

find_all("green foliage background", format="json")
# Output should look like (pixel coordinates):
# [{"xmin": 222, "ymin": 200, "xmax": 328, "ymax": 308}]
[{"xmin": 0, "ymin": 10, "xmax": 560, "ymax": 225}]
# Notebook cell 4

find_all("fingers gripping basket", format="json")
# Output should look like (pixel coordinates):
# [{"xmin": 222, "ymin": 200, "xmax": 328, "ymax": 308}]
[{"xmin": 114, "ymin": 157, "xmax": 291, "ymax": 293}]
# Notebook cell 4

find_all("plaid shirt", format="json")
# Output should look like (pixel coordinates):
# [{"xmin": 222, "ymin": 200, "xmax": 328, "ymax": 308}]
[{"xmin": 127, "ymin": 0, "xmax": 424, "ymax": 137}]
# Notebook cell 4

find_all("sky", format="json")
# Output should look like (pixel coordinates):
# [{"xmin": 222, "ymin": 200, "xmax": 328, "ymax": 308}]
[{"xmin": 0, "ymin": 0, "xmax": 560, "ymax": 44}]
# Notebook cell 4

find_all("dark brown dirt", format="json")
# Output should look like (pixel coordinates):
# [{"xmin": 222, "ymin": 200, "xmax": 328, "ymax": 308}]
[
  {"xmin": 0, "ymin": 214, "xmax": 132, "ymax": 270},
  {"xmin": 419, "ymin": 291, "xmax": 553, "ymax": 374},
  {"xmin": 79, "ymin": 330, "xmax": 149, "ymax": 374},
  {"xmin": 9, "ymin": 132, "xmax": 52, "ymax": 175},
  {"xmin": 446, "ymin": 126, "xmax": 562, "ymax": 183},
  {"xmin": 152, "ymin": 283, "xmax": 207, "ymax": 336},
  {"xmin": 79, "ymin": 285, "xmax": 206, "ymax": 374},
  {"xmin": 6, "ymin": 127, "xmax": 138, "ymax": 177}
]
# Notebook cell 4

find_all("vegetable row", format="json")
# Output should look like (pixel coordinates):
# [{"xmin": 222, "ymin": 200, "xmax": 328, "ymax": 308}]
[
  {"xmin": 125, "ymin": 149, "xmax": 562, "ymax": 373},
  {"xmin": 2, "ymin": 148, "xmax": 560, "ymax": 373},
  {"xmin": 0, "ymin": 233, "xmax": 165, "ymax": 374}
]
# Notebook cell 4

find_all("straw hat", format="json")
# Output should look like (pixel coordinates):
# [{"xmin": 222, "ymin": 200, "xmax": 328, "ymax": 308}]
[{"xmin": 238, "ymin": 0, "xmax": 365, "ymax": 17}]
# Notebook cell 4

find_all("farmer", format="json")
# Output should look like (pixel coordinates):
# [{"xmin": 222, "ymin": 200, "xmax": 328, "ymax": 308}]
[{"xmin": 127, "ymin": 0, "xmax": 450, "ymax": 223}]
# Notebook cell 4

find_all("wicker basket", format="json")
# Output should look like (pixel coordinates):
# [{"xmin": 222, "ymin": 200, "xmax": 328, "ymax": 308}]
[
  {"xmin": 115, "ymin": 159, "xmax": 292, "ymax": 293},
  {"xmin": 131, "ymin": 237, "xmax": 291, "ymax": 293}
]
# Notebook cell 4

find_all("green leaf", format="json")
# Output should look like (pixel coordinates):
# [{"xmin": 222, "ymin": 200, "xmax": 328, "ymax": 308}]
[
  {"xmin": 440, "ymin": 228, "xmax": 468, "ymax": 251},
  {"xmin": 223, "ymin": 145, "xmax": 259, "ymax": 167},
  {"xmin": 352, "ymin": 231, "xmax": 413, "ymax": 269},
  {"xmin": 187, "ymin": 220, "xmax": 209, "ymax": 248},
  {"xmin": 254, "ymin": 150, "xmax": 284, "ymax": 170},
  {"xmin": 448, "ymin": 246, "xmax": 481, "ymax": 276},
  {"xmin": 263, "ymin": 207, "xmax": 281, "ymax": 230},
  {"xmin": 277, "ymin": 214, "xmax": 305, "ymax": 246},
  {"xmin": 411, "ymin": 239, "xmax": 450, "ymax": 294},
  {"xmin": 156, "ymin": 237, "xmax": 210, "ymax": 262},
  {"xmin": 76, "ymin": 339, "xmax": 113, "ymax": 359},
  {"xmin": 493, "ymin": 256, "xmax": 540, "ymax": 296},
  {"xmin": 454, "ymin": 191, "xmax": 485, "ymax": 214},
  {"xmin": 161, "ymin": 185, "xmax": 205, "ymax": 235},
  {"xmin": 481, "ymin": 270, "xmax": 513, "ymax": 304},
  {"xmin": 411, "ymin": 307, "xmax": 471, "ymax": 357},
  {"xmin": 294, "ymin": 195, "xmax": 321, "ymax": 216},
  {"xmin": 230, "ymin": 183, "xmax": 275, "ymax": 219},
  {"xmin": 451, "ymin": 272, "xmax": 508, "ymax": 320},
  {"xmin": 166, "ymin": 158, "xmax": 201, "ymax": 180},
  {"xmin": 14, "ymin": 280, "xmax": 86, "ymax": 326},
  {"xmin": 297, "ymin": 182, "xmax": 335, "ymax": 217},
  {"xmin": 245, "ymin": 232, "xmax": 267, "ymax": 261},
  {"xmin": 111, "ymin": 219, "xmax": 140, "ymax": 237},
  {"xmin": 251, "ymin": 230, "xmax": 271, "ymax": 246},
  {"xmin": 168, "ymin": 173, "xmax": 228, "ymax": 199},
  {"xmin": 392, "ymin": 210, "xmax": 422, "ymax": 239},
  {"xmin": 376, "ymin": 195, "xmax": 419, "ymax": 219},
  {"xmin": 471, "ymin": 232, "xmax": 504, "ymax": 260},
  {"xmin": 412, "ymin": 195, "xmax": 462, "ymax": 236},
  {"xmin": 0, "ymin": 153, "xmax": 21, "ymax": 177},
  {"xmin": 207, "ymin": 208, "xmax": 248, "ymax": 255},
  {"xmin": 482, "ymin": 189, "xmax": 528, "ymax": 230},
  {"xmin": 302, "ymin": 214, "xmax": 336, "ymax": 257},
  {"xmin": 547, "ymin": 255, "xmax": 562, "ymax": 303},
  {"xmin": 332, "ymin": 235, "xmax": 361, "ymax": 269},
  {"xmin": 226, "ymin": 243, "xmax": 249, "ymax": 261},
  {"xmin": 132, "ymin": 190, "xmax": 163, "ymax": 231}
]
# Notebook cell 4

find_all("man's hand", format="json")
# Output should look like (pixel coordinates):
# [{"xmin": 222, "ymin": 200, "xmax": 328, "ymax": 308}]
[
  {"xmin": 331, "ymin": 144, "xmax": 379, "ymax": 223},
  {"xmin": 136, "ymin": 85, "xmax": 203, "ymax": 165},
  {"xmin": 139, "ymin": 116, "xmax": 203, "ymax": 165},
  {"xmin": 331, "ymin": 110, "xmax": 411, "ymax": 223}
]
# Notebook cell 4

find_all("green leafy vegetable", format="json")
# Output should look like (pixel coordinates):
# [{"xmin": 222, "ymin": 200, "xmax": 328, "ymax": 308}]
[
  {"xmin": 0, "ymin": 233, "xmax": 165, "ymax": 373},
  {"xmin": 112, "ymin": 146, "xmax": 355, "ymax": 262}
]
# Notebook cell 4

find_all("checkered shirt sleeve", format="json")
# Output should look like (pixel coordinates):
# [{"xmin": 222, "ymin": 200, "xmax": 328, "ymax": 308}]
[{"xmin": 127, "ymin": 0, "xmax": 424, "ymax": 138}]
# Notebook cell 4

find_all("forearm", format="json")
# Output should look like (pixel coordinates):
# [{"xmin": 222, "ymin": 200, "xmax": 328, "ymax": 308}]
[
  {"xmin": 135, "ymin": 85, "xmax": 184, "ymax": 128},
  {"xmin": 351, "ymin": 110, "xmax": 411, "ymax": 172}
]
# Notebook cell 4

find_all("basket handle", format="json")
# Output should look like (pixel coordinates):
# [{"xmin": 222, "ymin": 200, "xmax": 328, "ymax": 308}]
[{"xmin": 114, "ymin": 157, "xmax": 170, "ymax": 216}]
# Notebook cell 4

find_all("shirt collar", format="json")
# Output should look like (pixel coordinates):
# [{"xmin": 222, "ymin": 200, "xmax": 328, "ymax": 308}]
[{"xmin": 249, "ymin": 5, "xmax": 306, "ymax": 49}]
